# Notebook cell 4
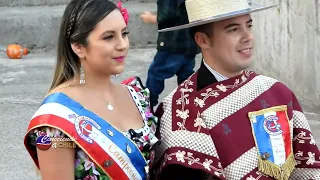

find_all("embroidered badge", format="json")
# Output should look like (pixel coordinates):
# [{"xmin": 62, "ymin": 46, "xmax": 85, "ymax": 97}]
[
  {"xmin": 222, "ymin": 124, "xmax": 231, "ymax": 135},
  {"xmin": 260, "ymin": 99, "xmax": 270, "ymax": 109},
  {"xmin": 287, "ymin": 101, "xmax": 293, "ymax": 109},
  {"xmin": 74, "ymin": 116, "xmax": 101, "ymax": 144},
  {"xmin": 248, "ymin": 105, "xmax": 296, "ymax": 180}
]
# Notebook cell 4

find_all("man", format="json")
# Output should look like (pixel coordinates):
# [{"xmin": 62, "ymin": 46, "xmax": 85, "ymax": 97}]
[
  {"xmin": 150, "ymin": 0, "xmax": 320, "ymax": 179},
  {"xmin": 140, "ymin": 0, "xmax": 200, "ymax": 109}
]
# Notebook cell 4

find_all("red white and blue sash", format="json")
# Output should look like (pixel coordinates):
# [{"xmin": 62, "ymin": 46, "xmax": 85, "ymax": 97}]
[
  {"xmin": 249, "ymin": 105, "xmax": 296, "ymax": 180},
  {"xmin": 24, "ymin": 92, "xmax": 147, "ymax": 180}
]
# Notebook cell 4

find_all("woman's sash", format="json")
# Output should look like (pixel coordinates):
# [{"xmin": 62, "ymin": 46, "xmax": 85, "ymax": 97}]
[{"xmin": 24, "ymin": 92, "xmax": 147, "ymax": 180}]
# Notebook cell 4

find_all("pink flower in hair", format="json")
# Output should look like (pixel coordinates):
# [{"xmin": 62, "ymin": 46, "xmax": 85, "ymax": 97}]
[{"xmin": 117, "ymin": 1, "xmax": 130, "ymax": 25}]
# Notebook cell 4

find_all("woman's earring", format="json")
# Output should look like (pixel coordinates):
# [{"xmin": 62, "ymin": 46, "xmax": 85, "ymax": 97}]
[{"xmin": 80, "ymin": 64, "xmax": 85, "ymax": 84}]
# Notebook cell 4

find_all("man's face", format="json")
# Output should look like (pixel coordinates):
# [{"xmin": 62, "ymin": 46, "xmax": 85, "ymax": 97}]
[{"xmin": 207, "ymin": 14, "xmax": 254, "ymax": 75}]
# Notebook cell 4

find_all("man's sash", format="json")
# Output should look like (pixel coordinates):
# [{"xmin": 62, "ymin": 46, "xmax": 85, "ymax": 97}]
[{"xmin": 24, "ymin": 92, "xmax": 147, "ymax": 180}]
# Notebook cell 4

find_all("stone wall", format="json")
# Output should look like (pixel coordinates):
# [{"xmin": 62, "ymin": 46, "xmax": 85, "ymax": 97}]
[{"xmin": 250, "ymin": 0, "xmax": 320, "ymax": 106}]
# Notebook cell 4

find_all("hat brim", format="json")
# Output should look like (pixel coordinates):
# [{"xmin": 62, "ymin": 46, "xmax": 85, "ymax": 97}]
[{"xmin": 158, "ymin": 3, "xmax": 279, "ymax": 32}]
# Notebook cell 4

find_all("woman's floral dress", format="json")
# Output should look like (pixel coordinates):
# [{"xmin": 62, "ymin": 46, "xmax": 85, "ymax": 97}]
[{"xmin": 27, "ymin": 77, "xmax": 159, "ymax": 180}]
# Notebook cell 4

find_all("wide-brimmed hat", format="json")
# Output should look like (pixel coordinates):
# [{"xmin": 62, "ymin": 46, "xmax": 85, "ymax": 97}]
[{"xmin": 159, "ymin": 0, "xmax": 279, "ymax": 32}]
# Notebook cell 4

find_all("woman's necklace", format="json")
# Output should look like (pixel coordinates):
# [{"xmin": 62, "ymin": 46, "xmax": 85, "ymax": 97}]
[{"xmin": 87, "ymin": 91, "xmax": 114, "ymax": 111}]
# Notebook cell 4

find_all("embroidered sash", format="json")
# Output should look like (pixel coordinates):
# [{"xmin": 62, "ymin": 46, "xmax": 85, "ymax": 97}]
[{"xmin": 24, "ymin": 93, "xmax": 147, "ymax": 180}]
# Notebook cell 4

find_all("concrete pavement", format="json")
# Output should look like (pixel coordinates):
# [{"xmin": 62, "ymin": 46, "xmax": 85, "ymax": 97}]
[
  {"xmin": 0, "ymin": 49, "xmax": 319, "ymax": 180},
  {"xmin": 0, "ymin": 2, "xmax": 158, "ymax": 50}
]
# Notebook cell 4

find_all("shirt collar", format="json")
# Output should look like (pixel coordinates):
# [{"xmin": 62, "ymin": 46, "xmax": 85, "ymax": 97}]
[
  {"xmin": 197, "ymin": 61, "xmax": 218, "ymax": 91},
  {"xmin": 202, "ymin": 60, "xmax": 228, "ymax": 82}
]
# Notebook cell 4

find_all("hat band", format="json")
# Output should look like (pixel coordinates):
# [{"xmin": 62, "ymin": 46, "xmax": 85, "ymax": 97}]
[{"xmin": 186, "ymin": 0, "xmax": 251, "ymax": 22}]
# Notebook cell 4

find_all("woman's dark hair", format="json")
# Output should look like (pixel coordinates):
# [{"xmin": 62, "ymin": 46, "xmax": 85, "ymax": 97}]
[{"xmin": 49, "ymin": 0, "xmax": 118, "ymax": 91}]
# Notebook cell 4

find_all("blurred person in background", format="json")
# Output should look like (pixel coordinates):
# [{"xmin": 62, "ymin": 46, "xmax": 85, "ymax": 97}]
[{"xmin": 140, "ymin": 0, "xmax": 200, "ymax": 110}]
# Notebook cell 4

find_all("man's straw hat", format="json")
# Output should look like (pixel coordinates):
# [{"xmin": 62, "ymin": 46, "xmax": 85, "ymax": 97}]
[{"xmin": 158, "ymin": 0, "xmax": 279, "ymax": 32}]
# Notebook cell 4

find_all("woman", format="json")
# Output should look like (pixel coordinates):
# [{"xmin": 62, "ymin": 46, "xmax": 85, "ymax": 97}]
[{"xmin": 23, "ymin": 0, "xmax": 159, "ymax": 179}]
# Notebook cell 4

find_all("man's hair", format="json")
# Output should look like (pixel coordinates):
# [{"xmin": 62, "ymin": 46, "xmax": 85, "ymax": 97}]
[{"xmin": 189, "ymin": 23, "xmax": 214, "ymax": 42}]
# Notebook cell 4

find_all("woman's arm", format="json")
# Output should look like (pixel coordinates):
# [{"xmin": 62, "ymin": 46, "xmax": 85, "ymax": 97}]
[{"xmin": 36, "ymin": 144, "xmax": 75, "ymax": 180}]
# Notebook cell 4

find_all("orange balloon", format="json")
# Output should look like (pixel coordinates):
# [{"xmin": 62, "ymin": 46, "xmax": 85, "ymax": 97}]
[{"xmin": 6, "ymin": 44, "xmax": 29, "ymax": 59}]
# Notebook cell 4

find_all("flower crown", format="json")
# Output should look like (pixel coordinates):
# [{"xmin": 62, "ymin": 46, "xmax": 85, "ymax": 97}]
[{"xmin": 117, "ymin": 1, "xmax": 129, "ymax": 25}]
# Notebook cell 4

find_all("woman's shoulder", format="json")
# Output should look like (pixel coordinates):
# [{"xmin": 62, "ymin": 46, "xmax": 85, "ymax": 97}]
[
  {"xmin": 46, "ymin": 80, "xmax": 78, "ymax": 96},
  {"xmin": 40, "ymin": 82, "xmax": 85, "ymax": 108},
  {"xmin": 27, "ymin": 83, "xmax": 80, "ymax": 139}
]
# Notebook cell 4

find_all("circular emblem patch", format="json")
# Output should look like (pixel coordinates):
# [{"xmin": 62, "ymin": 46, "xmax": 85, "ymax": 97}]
[
  {"xmin": 263, "ymin": 115, "xmax": 283, "ymax": 135},
  {"xmin": 74, "ymin": 116, "xmax": 101, "ymax": 144}
]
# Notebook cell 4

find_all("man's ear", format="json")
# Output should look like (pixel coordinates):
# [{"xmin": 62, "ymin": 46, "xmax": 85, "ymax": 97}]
[
  {"xmin": 71, "ymin": 43, "xmax": 86, "ymax": 59},
  {"xmin": 194, "ymin": 32, "xmax": 212, "ymax": 50}
]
